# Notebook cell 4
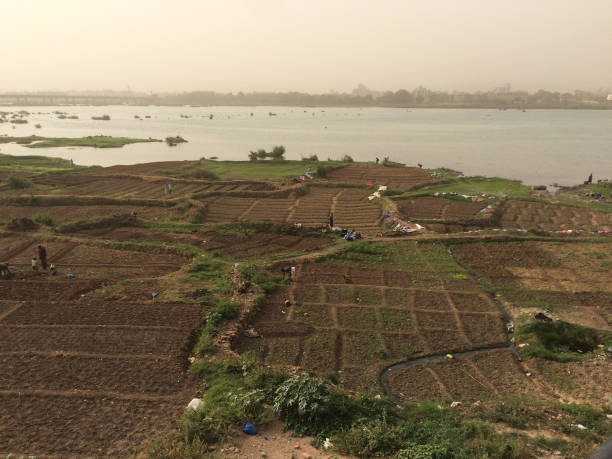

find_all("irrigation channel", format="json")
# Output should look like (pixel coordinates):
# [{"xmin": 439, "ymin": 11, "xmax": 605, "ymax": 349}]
[{"xmin": 379, "ymin": 245, "xmax": 520, "ymax": 403}]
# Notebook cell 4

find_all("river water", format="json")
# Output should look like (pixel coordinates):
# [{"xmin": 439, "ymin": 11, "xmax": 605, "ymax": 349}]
[{"xmin": 1, "ymin": 105, "xmax": 611, "ymax": 186}]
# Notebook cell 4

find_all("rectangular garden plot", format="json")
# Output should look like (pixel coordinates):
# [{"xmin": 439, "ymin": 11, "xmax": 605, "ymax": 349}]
[
  {"xmin": 2, "ymin": 302, "xmax": 204, "ymax": 327},
  {"xmin": 0, "ymin": 394, "xmax": 183, "ymax": 457},
  {"xmin": 0, "ymin": 354, "xmax": 197, "ymax": 395},
  {"xmin": 0, "ymin": 326, "xmax": 192, "ymax": 356},
  {"xmin": 337, "ymin": 306, "xmax": 379, "ymax": 330}
]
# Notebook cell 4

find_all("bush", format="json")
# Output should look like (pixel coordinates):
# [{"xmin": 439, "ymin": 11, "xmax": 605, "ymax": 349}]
[
  {"xmin": 517, "ymin": 321, "xmax": 603, "ymax": 361},
  {"xmin": 302, "ymin": 154, "xmax": 318, "ymax": 161},
  {"xmin": 205, "ymin": 300, "xmax": 239, "ymax": 329},
  {"xmin": 249, "ymin": 145, "xmax": 286, "ymax": 161},
  {"xmin": 189, "ymin": 209, "xmax": 205, "ymax": 224},
  {"xmin": 31, "ymin": 213, "xmax": 55, "ymax": 227},
  {"xmin": 7, "ymin": 175, "xmax": 33, "ymax": 189},
  {"xmin": 273, "ymin": 373, "xmax": 331, "ymax": 435},
  {"xmin": 341, "ymin": 155, "xmax": 354, "ymax": 163}
]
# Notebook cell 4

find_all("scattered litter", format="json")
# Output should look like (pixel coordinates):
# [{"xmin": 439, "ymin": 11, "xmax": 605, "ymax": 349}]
[
  {"xmin": 577, "ymin": 424, "xmax": 587, "ymax": 430},
  {"xmin": 243, "ymin": 422, "xmax": 258, "ymax": 435},
  {"xmin": 607, "ymin": 414, "xmax": 612, "ymax": 420},
  {"xmin": 66, "ymin": 273, "xmax": 75, "ymax": 279},
  {"xmin": 473, "ymin": 400, "xmax": 481, "ymax": 407},
  {"xmin": 450, "ymin": 401, "xmax": 462, "ymax": 408},
  {"xmin": 323, "ymin": 438, "xmax": 333, "ymax": 450},
  {"xmin": 243, "ymin": 328, "xmax": 261, "ymax": 338},
  {"xmin": 518, "ymin": 343, "xmax": 529, "ymax": 348},
  {"xmin": 506, "ymin": 321, "xmax": 514, "ymax": 333},
  {"xmin": 151, "ymin": 292, "xmax": 158, "ymax": 298},
  {"xmin": 525, "ymin": 372, "xmax": 532, "ymax": 377},
  {"xmin": 187, "ymin": 398, "xmax": 203, "ymax": 410},
  {"xmin": 445, "ymin": 354, "xmax": 454, "ymax": 359}
]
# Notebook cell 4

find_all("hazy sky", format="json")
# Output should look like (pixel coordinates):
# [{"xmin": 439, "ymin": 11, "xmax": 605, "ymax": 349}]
[{"xmin": 2, "ymin": 0, "xmax": 611, "ymax": 93}]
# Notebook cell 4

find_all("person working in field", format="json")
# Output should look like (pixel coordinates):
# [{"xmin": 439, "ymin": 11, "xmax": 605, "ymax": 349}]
[{"xmin": 37, "ymin": 245, "xmax": 48, "ymax": 270}]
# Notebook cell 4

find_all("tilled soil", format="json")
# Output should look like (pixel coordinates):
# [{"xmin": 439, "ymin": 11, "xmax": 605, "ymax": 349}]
[
  {"xmin": 0, "ymin": 237, "xmax": 203, "ymax": 456},
  {"xmin": 326, "ymin": 164, "xmax": 437, "ymax": 190}
]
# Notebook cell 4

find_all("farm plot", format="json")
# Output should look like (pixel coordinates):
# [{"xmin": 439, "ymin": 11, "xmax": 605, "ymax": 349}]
[
  {"xmin": 235, "ymin": 255, "xmax": 507, "ymax": 392},
  {"xmin": 326, "ymin": 164, "xmax": 437, "ymax": 190},
  {"xmin": 397, "ymin": 196, "xmax": 487, "ymax": 221},
  {"xmin": 33, "ymin": 175, "xmax": 208, "ymax": 199},
  {"xmin": 451, "ymin": 241, "xmax": 612, "ymax": 329},
  {"xmin": 197, "ymin": 186, "xmax": 384, "ymax": 234},
  {"xmin": 288, "ymin": 187, "xmax": 339, "ymax": 226},
  {"xmin": 0, "ymin": 204, "xmax": 180, "ymax": 225},
  {"xmin": 333, "ymin": 188, "xmax": 382, "ymax": 233},
  {"xmin": 387, "ymin": 349, "xmax": 532, "ymax": 403},
  {"xmin": 0, "ymin": 259, "xmax": 203, "ymax": 456},
  {"xmin": 500, "ymin": 200, "xmax": 611, "ymax": 232},
  {"xmin": 200, "ymin": 230, "xmax": 333, "ymax": 259}
]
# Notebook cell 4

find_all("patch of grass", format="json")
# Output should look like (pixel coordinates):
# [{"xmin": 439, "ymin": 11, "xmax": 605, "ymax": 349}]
[
  {"xmin": 515, "ymin": 321, "xmax": 607, "ymax": 362},
  {"xmin": 397, "ymin": 176, "xmax": 533, "ymax": 199},
  {"xmin": 31, "ymin": 213, "xmax": 55, "ymax": 227},
  {"xmin": 160, "ymin": 159, "xmax": 351, "ymax": 181},
  {"xmin": 240, "ymin": 265, "xmax": 288, "ymax": 293},
  {"xmin": 23, "ymin": 136, "xmax": 162, "ymax": 149},
  {"xmin": 6, "ymin": 175, "xmax": 33, "ymax": 189},
  {"xmin": 189, "ymin": 209, "xmax": 205, "ymax": 224}
]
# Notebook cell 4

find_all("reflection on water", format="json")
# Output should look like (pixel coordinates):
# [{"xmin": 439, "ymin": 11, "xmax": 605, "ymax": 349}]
[{"xmin": 1, "ymin": 105, "xmax": 611, "ymax": 185}]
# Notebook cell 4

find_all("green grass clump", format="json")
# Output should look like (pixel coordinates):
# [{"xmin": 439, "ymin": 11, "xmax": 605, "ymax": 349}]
[
  {"xmin": 240, "ymin": 265, "xmax": 287, "ymax": 293},
  {"xmin": 6, "ymin": 175, "xmax": 33, "ymax": 189},
  {"xmin": 31, "ymin": 213, "xmax": 55, "ymax": 227},
  {"xmin": 189, "ymin": 209, "xmax": 205, "ymax": 224},
  {"xmin": 516, "ymin": 321, "xmax": 608, "ymax": 362}
]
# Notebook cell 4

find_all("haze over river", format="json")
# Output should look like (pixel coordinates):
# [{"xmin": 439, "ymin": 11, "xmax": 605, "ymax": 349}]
[{"xmin": 1, "ymin": 106, "xmax": 611, "ymax": 186}]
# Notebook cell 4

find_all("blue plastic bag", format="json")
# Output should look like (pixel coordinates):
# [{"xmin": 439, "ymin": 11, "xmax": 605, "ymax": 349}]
[{"xmin": 242, "ymin": 422, "xmax": 257, "ymax": 435}]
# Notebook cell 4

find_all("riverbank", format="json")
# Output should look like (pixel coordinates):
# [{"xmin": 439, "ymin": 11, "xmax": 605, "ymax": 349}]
[{"xmin": 0, "ymin": 155, "xmax": 610, "ymax": 457}]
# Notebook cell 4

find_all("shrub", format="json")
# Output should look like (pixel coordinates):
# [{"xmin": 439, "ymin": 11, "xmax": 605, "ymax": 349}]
[
  {"xmin": 273, "ymin": 373, "xmax": 331, "ymax": 435},
  {"xmin": 189, "ymin": 209, "xmax": 205, "ymax": 224},
  {"xmin": 341, "ymin": 155, "xmax": 354, "ymax": 163},
  {"xmin": 205, "ymin": 300, "xmax": 239, "ymax": 329},
  {"xmin": 7, "ymin": 175, "xmax": 33, "ymax": 189},
  {"xmin": 31, "ymin": 213, "xmax": 55, "ymax": 226},
  {"xmin": 302, "ymin": 154, "xmax": 318, "ymax": 161},
  {"xmin": 517, "ymin": 321, "xmax": 603, "ymax": 361},
  {"xmin": 249, "ymin": 145, "xmax": 286, "ymax": 161}
]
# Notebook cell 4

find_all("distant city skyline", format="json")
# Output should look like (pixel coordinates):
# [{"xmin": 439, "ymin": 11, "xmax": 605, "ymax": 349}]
[{"xmin": 1, "ymin": 0, "xmax": 611, "ymax": 94}]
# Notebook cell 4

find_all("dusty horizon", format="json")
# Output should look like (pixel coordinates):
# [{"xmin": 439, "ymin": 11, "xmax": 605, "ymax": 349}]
[{"xmin": 2, "ymin": 0, "xmax": 611, "ymax": 94}]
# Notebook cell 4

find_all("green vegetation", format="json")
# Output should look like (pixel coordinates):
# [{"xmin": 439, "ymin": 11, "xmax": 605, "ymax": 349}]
[
  {"xmin": 165, "ymin": 136, "xmax": 187, "ymax": 145},
  {"xmin": 31, "ymin": 213, "xmax": 55, "ymax": 227},
  {"xmin": 395, "ymin": 176, "xmax": 534, "ymax": 200},
  {"xmin": 240, "ymin": 265, "xmax": 287, "ymax": 293},
  {"xmin": 159, "ymin": 158, "xmax": 351, "ymax": 181},
  {"xmin": 189, "ymin": 209, "xmax": 205, "ymax": 224},
  {"xmin": 515, "ymin": 321, "xmax": 610, "ymax": 362},
  {"xmin": 24, "ymin": 135, "xmax": 161, "ymax": 149},
  {"xmin": 6, "ymin": 175, "xmax": 33, "ymax": 189},
  {"xmin": 248, "ymin": 145, "xmax": 286, "ymax": 161},
  {"xmin": 151, "ymin": 357, "xmax": 562, "ymax": 458},
  {"xmin": 91, "ymin": 114, "xmax": 111, "ymax": 120}
]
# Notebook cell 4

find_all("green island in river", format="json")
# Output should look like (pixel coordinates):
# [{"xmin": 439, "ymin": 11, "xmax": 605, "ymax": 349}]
[{"xmin": 0, "ymin": 135, "xmax": 162, "ymax": 148}]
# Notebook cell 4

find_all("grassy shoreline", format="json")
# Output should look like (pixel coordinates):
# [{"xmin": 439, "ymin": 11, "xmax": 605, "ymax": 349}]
[{"xmin": 0, "ymin": 135, "xmax": 161, "ymax": 148}]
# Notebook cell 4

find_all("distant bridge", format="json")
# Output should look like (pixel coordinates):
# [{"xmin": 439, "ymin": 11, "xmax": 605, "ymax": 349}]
[{"xmin": 0, "ymin": 93, "xmax": 155, "ymax": 106}]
